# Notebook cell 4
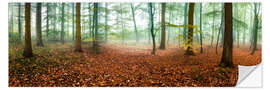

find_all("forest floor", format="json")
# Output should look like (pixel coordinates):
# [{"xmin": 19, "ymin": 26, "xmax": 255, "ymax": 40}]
[{"xmin": 8, "ymin": 42, "xmax": 261, "ymax": 87}]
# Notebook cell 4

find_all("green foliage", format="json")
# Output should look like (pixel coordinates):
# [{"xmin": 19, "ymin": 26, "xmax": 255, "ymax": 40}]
[
  {"xmin": 216, "ymin": 67, "xmax": 231, "ymax": 80},
  {"xmin": 204, "ymin": 10, "xmax": 222, "ymax": 17},
  {"xmin": 233, "ymin": 17, "xmax": 248, "ymax": 29},
  {"xmin": 9, "ymin": 32, "xmax": 21, "ymax": 43},
  {"xmin": 83, "ymin": 37, "xmax": 94, "ymax": 42},
  {"xmin": 166, "ymin": 23, "xmax": 199, "ymax": 29}
]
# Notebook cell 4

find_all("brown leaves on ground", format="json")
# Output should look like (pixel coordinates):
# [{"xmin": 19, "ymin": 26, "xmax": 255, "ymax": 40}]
[{"xmin": 8, "ymin": 43, "xmax": 261, "ymax": 87}]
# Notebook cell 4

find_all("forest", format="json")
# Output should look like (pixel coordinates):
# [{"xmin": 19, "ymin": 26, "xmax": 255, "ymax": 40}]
[{"xmin": 8, "ymin": 2, "xmax": 262, "ymax": 87}]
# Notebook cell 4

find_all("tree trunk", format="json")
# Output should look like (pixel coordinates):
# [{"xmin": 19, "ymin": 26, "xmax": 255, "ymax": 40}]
[
  {"xmin": 251, "ymin": 3, "xmax": 259, "ymax": 55},
  {"xmin": 23, "ymin": 3, "xmax": 33, "ymax": 57},
  {"xmin": 46, "ymin": 3, "xmax": 50, "ymax": 38},
  {"xmin": 18, "ymin": 3, "xmax": 22, "ymax": 41},
  {"xmin": 72, "ymin": 3, "xmax": 75, "ymax": 40},
  {"xmin": 219, "ymin": 3, "xmax": 234, "ymax": 68},
  {"xmin": 53, "ymin": 3, "xmax": 57, "ymax": 40},
  {"xmin": 120, "ymin": 3, "xmax": 124, "ymax": 44},
  {"xmin": 93, "ymin": 3, "xmax": 99, "ymax": 53},
  {"xmin": 160, "ymin": 3, "xmax": 166, "ymax": 50},
  {"xmin": 75, "ymin": 3, "xmax": 82, "ymax": 52},
  {"xmin": 130, "ymin": 3, "xmax": 138, "ymax": 43},
  {"xmin": 211, "ymin": 4, "xmax": 215, "ymax": 47},
  {"xmin": 11, "ymin": 4, "xmax": 14, "ymax": 33},
  {"xmin": 105, "ymin": 3, "xmax": 108, "ymax": 42},
  {"xmin": 216, "ymin": 4, "xmax": 224, "ymax": 54},
  {"xmin": 36, "ymin": 3, "xmax": 44, "ymax": 47},
  {"xmin": 184, "ymin": 3, "xmax": 195, "ymax": 56},
  {"xmin": 149, "ymin": 3, "xmax": 156, "ymax": 55},
  {"xmin": 61, "ymin": 3, "xmax": 65, "ymax": 44},
  {"xmin": 183, "ymin": 3, "xmax": 188, "ymax": 42},
  {"xmin": 199, "ymin": 3, "xmax": 203, "ymax": 53}
]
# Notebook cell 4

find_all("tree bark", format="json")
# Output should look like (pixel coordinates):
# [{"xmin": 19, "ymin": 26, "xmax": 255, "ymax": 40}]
[
  {"xmin": 93, "ymin": 3, "xmax": 99, "ymax": 53},
  {"xmin": 159, "ymin": 3, "xmax": 166, "ymax": 50},
  {"xmin": 105, "ymin": 3, "xmax": 108, "ymax": 42},
  {"xmin": 23, "ymin": 3, "xmax": 33, "ymax": 57},
  {"xmin": 46, "ymin": 3, "xmax": 50, "ymax": 38},
  {"xmin": 219, "ymin": 3, "xmax": 234, "ymax": 68},
  {"xmin": 18, "ymin": 3, "xmax": 22, "ymax": 41},
  {"xmin": 251, "ymin": 3, "xmax": 259, "ymax": 55},
  {"xmin": 149, "ymin": 3, "xmax": 156, "ymax": 55},
  {"xmin": 72, "ymin": 3, "xmax": 75, "ymax": 40},
  {"xmin": 199, "ymin": 3, "xmax": 203, "ymax": 53},
  {"xmin": 61, "ymin": 3, "xmax": 65, "ymax": 44},
  {"xmin": 211, "ymin": 4, "xmax": 215, "ymax": 47},
  {"xmin": 75, "ymin": 3, "xmax": 82, "ymax": 52},
  {"xmin": 184, "ymin": 3, "xmax": 195, "ymax": 56},
  {"xmin": 183, "ymin": 3, "xmax": 188, "ymax": 42},
  {"xmin": 131, "ymin": 3, "xmax": 138, "ymax": 43},
  {"xmin": 36, "ymin": 3, "xmax": 44, "ymax": 47},
  {"xmin": 216, "ymin": 4, "xmax": 224, "ymax": 54}
]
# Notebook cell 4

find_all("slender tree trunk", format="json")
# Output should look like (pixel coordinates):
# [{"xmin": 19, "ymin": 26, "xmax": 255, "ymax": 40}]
[
  {"xmin": 93, "ymin": 3, "xmax": 99, "ymax": 53},
  {"xmin": 11, "ymin": 4, "xmax": 14, "ymax": 33},
  {"xmin": 75, "ymin": 3, "xmax": 82, "ymax": 52},
  {"xmin": 46, "ymin": 3, "xmax": 50, "ymax": 38},
  {"xmin": 199, "ymin": 3, "xmax": 203, "ymax": 53},
  {"xmin": 105, "ymin": 3, "xmax": 108, "ymax": 43},
  {"xmin": 251, "ymin": 3, "xmax": 259, "ymax": 55},
  {"xmin": 219, "ymin": 3, "xmax": 234, "ymax": 68},
  {"xmin": 23, "ymin": 3, "xmax": 33, "ymax": 57},
  {"xmin": 72, "ymin": 3, "xmax": 75, "ymax": 40},
  {"xmin": 242, "ymin": 9, "xmax": 247, "ymax": 45},
  {"xmin": 249, "ymin": 5, "xmax": 254, "ymax": 49},
  {"xmin": 160, "ymin": 3, "xmax": 166, "ymax": 50},
  {"xmin": 183, "ymin": 3, "xmax": 188, "ymax": 42},
  {"xmin": 61, "ymin": 3, "xmax": 65, "ymax": 44},
  {"xmin": 120, "ymin": 3, "xmax": 124, "ymax": 44},
  {"xmin": 149, "ymin": 3, "xmax": 156, "ymax": 55},
  {"xmin": 216, "ymin": 4, "xmax": 224, "ymax": 54},
  {"xmin": 130, "ymin": 3, "xmax": 138, "ymax": 43},
  {"xmin": 211, "ymin": 4, "xmax": 215, "ymax": 47},
  {"xmin": 167, "ymin": 9, "xmax": 172, "ymax": 44},
  {"xmin": 18, "ymin": 3, "xmax": 22, "ymax": 41},
  {"xmin": 185, "ymin": 3, "xmax": 195, "ymax": 56},
  {"xmin": 36, "ymin": 3, "xmax": 44, "ymax": 47},
  {"xmin": 243, "ymin": 12, "xmax": 246, "ymax": 45}
]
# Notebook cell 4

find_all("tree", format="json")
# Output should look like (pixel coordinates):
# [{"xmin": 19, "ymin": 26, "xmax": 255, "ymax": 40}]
[
  {"xmin": 88, "ymin": 3, "xmax": 92, "ymax": 39},
  {"xmin": 199, "ymin": 3, "xmax": 203, "ymax": 53},
  {"xmin": 210, "ymin": 3, "xmax": 215, "ymax": 47},
  {"xmin": 159, "ymin": 3, "xmax": 166, "ymax": 50},
  {"xmin": 93, "ymin": 3, "xmax": 100, "ymax": 53},
  {"xmin": 72, "ymin": 3, "xmax": 75, "ymax": 40},
  {"xmin": 36, "ymin": 3, "xmax": 44, "ymax": 46},
  {"xmin": 105, "ymin": 3, "xmax": 109, "ymax": 42},
  {"xmin": 183, "ymin": 3, "xmax": 188, "ymax": 42},
  {"xmin": 46, "ymin": 3, "xmax": 50, "ymax": 37},
  {"xmin": 61, "ymin": 3, "xmax": 65, "ymax": 44},
  {"xmin": 18, "ymin": 3, "xmax": 22, "ymax": 41},
  {"xmin": 251, "ymin": 3, "xmax": 259, "ymax": 55},
  {"xmin": 75, "ymin": 3, "xmax": 82, "ymax": 52},
  {"xmin": 149, "ymin": 3, "xmax": 156, "ymax": 55},
  {"xmin": 120, "ymin": 3, "xmax": 124, "ymax": 44},
  {"xmin": 219, "ymin": 3, "xmax": 234, "ymax": 68},
  {"xmin": 216, "ymin": 4, "xmax": 225, "ymax": 54},
  {"xmin": 184, "ymin": 3, "xmax": 195, "ymax": 56},
  {"xmin": 130, "ymin": 3, "xmax": 138, "ymax": 43},
  {"xmin": 23, "ymin": 3, "xmax": 33, "ymax": 57}
]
